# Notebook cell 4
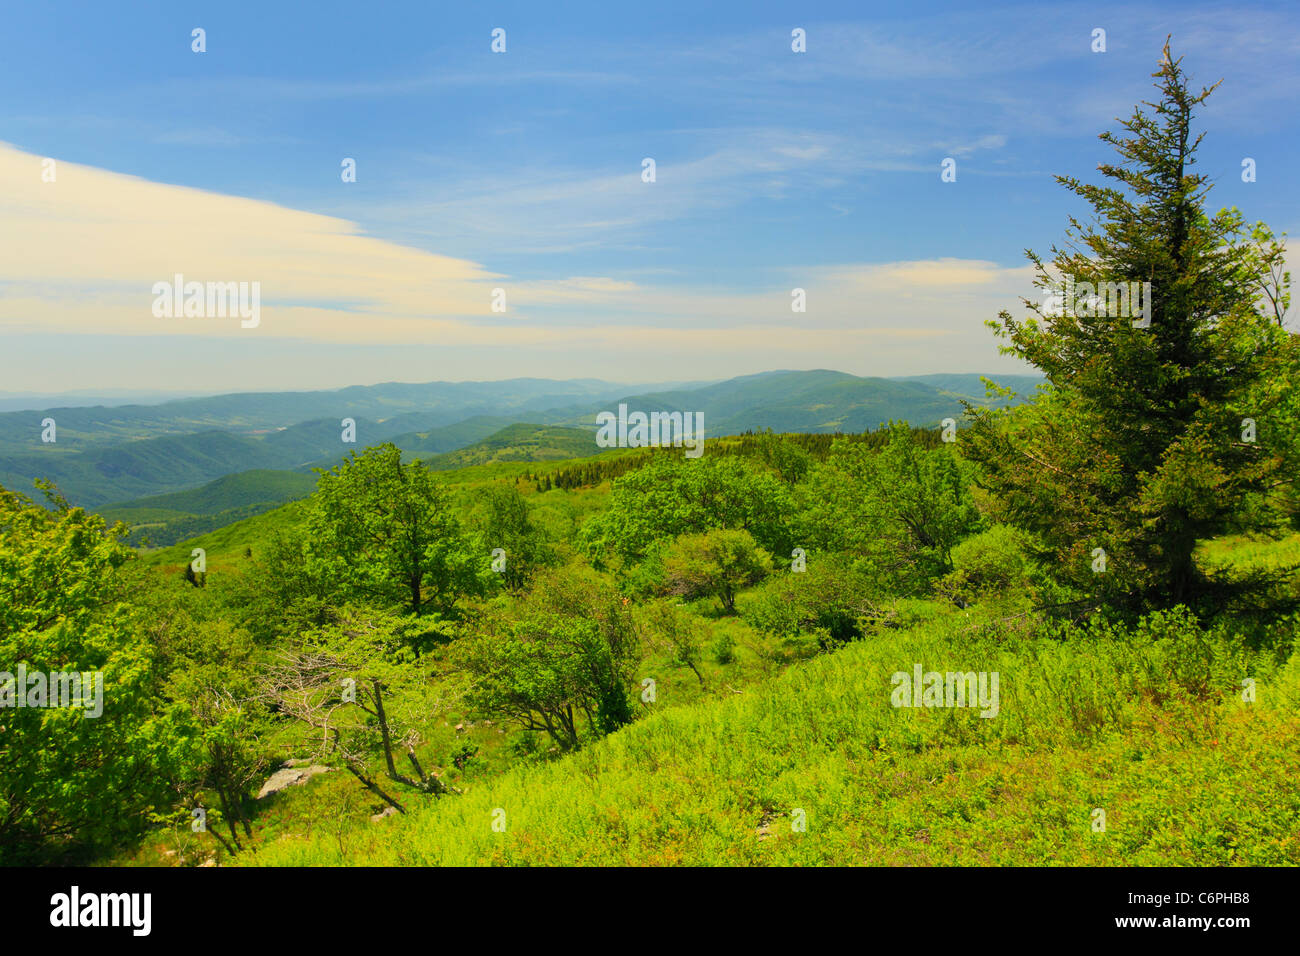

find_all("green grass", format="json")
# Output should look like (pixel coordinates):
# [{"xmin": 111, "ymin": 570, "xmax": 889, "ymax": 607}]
[
  {"xmin": 116, "ymin": 595, "xmax": 792, "ymax": 868},
  {"xmin": 1198, "ymin": 532, "xmax": 1300, "ymax": 574},
  {"xmin": 244, "ymin": 607, "xmax": 1300, "ymax": 866},
  {"xmin": 118, "ymin": 465, "xmax": 1300, "ymax": 868}
]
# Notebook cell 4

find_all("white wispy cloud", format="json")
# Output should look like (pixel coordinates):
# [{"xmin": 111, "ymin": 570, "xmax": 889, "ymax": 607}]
[{"xmin": 0, "ymin": 142, "xmax": 1041, "ymax": 377}]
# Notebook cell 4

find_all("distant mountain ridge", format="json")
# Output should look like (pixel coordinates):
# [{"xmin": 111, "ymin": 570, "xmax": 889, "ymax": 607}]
[
  {"xmin": 551, "ymin": 369, "xmax": 1043, "ymax": 436},
  {"xmin": 0, "ymin": 370, "xmax": 1042, "ymax": 507},
  {"xmin": 0, "ymin": 378, "xmax": 668, "ymax": 454}
]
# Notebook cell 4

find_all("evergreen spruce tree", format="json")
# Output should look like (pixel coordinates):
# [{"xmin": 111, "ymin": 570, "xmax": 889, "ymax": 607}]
[{"xmin": 965, "ymin": 40, "xmax": 1298, "ymax": 612}]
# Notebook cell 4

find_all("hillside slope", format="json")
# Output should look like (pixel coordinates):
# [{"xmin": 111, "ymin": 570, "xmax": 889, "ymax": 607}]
[
  {"xmin": 0, "ymin": 431, "xmax": 291, "ymax": 507},
  {"xmin": 248, "ymin": 611, "xmax": 1300, "ymax": 866},
  {"xmin": 97, "ymin": 470, "xmax": 319, "ymax": 548},
  {"xmin": 893, "ymin": 373, "xmax": 1044, "ymax": 401},
  {"xmin": 423, "ymin": 424, "xmax": 602, "ymax": 470},
  {"xmin": 101, "ymin": 469, "xmax": 318, "ymax": 518}
]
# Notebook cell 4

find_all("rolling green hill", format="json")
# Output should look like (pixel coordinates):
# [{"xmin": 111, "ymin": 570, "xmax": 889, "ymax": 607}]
[
  {"xmin": 2, "ymin": 415, "xmax": 470, "ymax": 506},
  {"xmin": 893, "ymin": 373, "xmax": 1044, "ymax": 402},
  {"xmin": 386, "ymin": 415, "xmax": 519, "ymax": 457},
  {"xmin": 0, "ymin": 431, "xmax": 287, "ymax": 507},
  {"xmin": 98, "ymin": 469, "xmax": 321, "ymax": 548},
  {"xmin": 297, "ymin": 415, "xmax": 520, "ymax": 471},
  {"xmin": 101, "ymin": 469, "xmax": 318, "ymax": 519},
  {"xmin": 423, "ymin": 423, "xmax": 602, "ymax": 470},
  {"xmin": 0, "ymin": 425, "xmax": 371, "ymax": 507},
  {"xmin": 141, "ymin": 499, "xmax": 315, "ymax": 566}
]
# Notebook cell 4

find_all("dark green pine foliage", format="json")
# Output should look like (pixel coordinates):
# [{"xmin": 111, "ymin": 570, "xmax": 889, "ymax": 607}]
[{"xmin": 964, "ymin": 41, "xmax": 1299, "ymax": 613}]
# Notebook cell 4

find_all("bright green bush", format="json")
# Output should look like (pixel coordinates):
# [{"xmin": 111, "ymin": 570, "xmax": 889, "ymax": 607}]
[
  {"xmin": 659, "ymin": 528, "xmax": 772, "ymax": 614},
  {"xmin": 937, "ymin": 523, "xmax": 1041, "ymax": 608},
  {"xmin": 743, "ymin": 553, "xmax": 878, "ymax": 646},
  {"xmin": 0, "ymin": 485, "xmax": 175, "ymax": 862},
  {"xmin": 454, "ymin": 565, "xmax": 639, "ymax": 750}
]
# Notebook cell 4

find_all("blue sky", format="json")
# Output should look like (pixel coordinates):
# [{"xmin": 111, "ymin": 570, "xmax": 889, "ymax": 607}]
[{"xmin": 1, "ymin": 0, "xmax": 1296, "ymax": 393}]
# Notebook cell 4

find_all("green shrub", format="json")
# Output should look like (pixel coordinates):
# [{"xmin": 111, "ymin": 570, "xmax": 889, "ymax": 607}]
[
  {"xmin": 743, "ymin": 554, "xmax": 878, "ymax": 646},
  {"xmin": 659, "ymin": 528, "xmax": 773, "ymax": 614},
  {"xmin": 937, "ymin": 523, "xmax": 1040, "ymax": 607},
  {"xmin": 448, "ymin": 742, "xmax": 485, "ymax": 775}
]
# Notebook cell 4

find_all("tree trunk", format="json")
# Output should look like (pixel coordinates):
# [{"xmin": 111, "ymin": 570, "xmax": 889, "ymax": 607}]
[{"xmin": 342, "ymin": 761, "xmax": 406, "ymax": 814}]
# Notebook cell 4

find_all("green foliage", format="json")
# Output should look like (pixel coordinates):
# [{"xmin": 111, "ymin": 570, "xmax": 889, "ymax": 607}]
[
  {"xmin": 744, "ymin": 553, "xmax": 879, "ymax": 646},
  {"xmin": 448, "ymin": 741, "xmax": 485, "ymax": 775},
  {"xmin": 161, "ymin": 620, "xmax": 269, "ymax": 855},
  {"xmin": 640, "ymin": 599, "xmax": 707, "ymax": 685},
  {"xmin": 581, "ymin": 456, "xmax": 793, "ymax": 568},
  {"xmin": 1063, "ymin": 606, "xmax": 1261, "ymax": 705},
  {"xmin": 798, "ymin": 422, "xmax": 981, "ymax": 592},
  {"xmin": 964, "ymin": 44, "xmax": 1300, "ymax": 612},
  {"xmin": 305, "ymin": 444, "xmax": 478, "ymax": 616},
  {"xmin": 1239, "ymin": 220, "xmax": 1292, "ymax": 328},
  {"xmin": 659, "ymin": 528, "xmax": 773, "ymax": 614},
  {"xmin": 710, "ymin": 630, "xmax": 736, "ymax": 665},
  {"xmin": 462, "ymin": 482, "xmax": 551, "ymax": 590},
  {"xmin": 0, "ymin": 483, "xmax": 173, "ymax": 861},
  {"xmin": 937, "ymin": 524, "xmax": 1045, "ymax": 609},
  {"xmin": 263, "ymin": 605, "xmax": 455, "ymax": 810},
  {"xmin": 455, "ymin": 565, "xmax": 639, "ymax": 750},
  {"xmin": 748, "ymin": 430, "xmax": 812, "ymax": 483}
]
